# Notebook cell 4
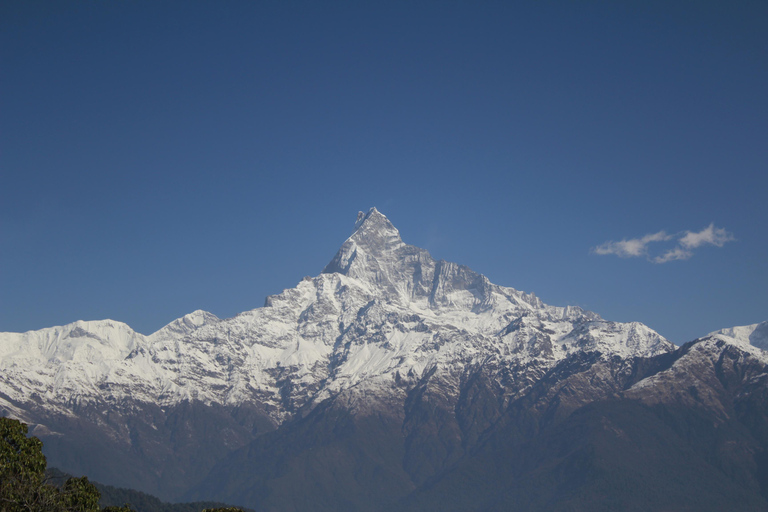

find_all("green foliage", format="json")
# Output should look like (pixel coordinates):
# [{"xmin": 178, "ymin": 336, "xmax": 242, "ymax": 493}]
[
  {"xmin": 62, "ymin": 477, "xmax": 101, "ymax": 512},
  {"xmin": 1, "ymin": 417, "xmax": 137, "ymax": 512},
  {"xmin": 0, "ymin": 416, "xmax": 59, "ymax": 511}
]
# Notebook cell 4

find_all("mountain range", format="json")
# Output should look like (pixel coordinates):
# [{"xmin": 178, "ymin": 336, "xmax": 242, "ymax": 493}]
[{"xmin": 2, "ymin": 208, "xmax": 767, "ymax": 511}]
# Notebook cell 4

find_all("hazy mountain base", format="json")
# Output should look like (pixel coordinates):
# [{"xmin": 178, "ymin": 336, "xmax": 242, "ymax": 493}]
[
  {"xmin": 402, "ymin": 400, "xmax": 768, "ymax": 512},
  {"xmin": 8, "ymin": 401, "xmax": 276, "ymax": 501},
  {"xmin": 187, "ymin": 339, "xmax": 768, "ymax": 512}
]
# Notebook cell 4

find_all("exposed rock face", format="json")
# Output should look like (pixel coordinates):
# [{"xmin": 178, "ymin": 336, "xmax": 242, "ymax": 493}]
[{"xmin": 1, "ymin": 208, "xmax": 766, "ymax": 510}]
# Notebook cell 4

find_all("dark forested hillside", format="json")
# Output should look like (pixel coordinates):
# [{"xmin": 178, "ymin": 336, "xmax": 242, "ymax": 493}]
[{"xmin": 46, "ymin": 468, "xmax": 249, "ymax": 512}]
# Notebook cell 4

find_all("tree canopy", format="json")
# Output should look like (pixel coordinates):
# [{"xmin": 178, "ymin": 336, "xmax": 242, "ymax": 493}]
[{"xmin": 0, "ymin": 417, "xmax": 131, "ymax": 512}]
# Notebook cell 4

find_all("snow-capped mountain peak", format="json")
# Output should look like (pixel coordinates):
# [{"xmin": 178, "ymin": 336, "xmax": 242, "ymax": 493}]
[
  {"xmin": 703, "ymin": 321, "xmax": 768, "ymax": 362},
  {"xmin": 0, "ymin": 319, "xmax": 141, "ymax": 365},
  {"xmin": 322, "ymin": 207, "xmax": 407, "ymax": 279},
  {"xmin": 1, "ymin": 208, "xmax": 676, "ymax": 423},
  {"xmin": 10, "ymin": 208, "xmax": 764, "ymax": 508},
  {"xmin": 149, "ymin": 309, "xmax": 221, "ymax": 341}
]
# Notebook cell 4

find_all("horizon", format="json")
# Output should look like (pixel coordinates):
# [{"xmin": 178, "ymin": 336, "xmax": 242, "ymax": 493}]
[{"xmin": 2, "ymin": 1, "xmax": 767, "ymax": 345}]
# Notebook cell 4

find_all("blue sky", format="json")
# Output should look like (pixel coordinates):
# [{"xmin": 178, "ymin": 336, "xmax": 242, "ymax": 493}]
[{"xmin": 1, "ymin": 1, "xmax": 766, "ymax": 344}]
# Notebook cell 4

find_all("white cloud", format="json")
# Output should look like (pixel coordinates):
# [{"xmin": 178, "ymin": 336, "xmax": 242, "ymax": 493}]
[
  {"xmin": 653, "ymin": 247, "xmax": 693, "ymax": 264},
  {"xmin": 679, "ymin": 223, "xmax": 735, "ymax": 249},
  {"xmin": 592, "ymin": 231, "xmax": 671, "ymax": 258},
  {"xmin": 593, "ymin": 224, "xmax": 735, "ymax": 263}
]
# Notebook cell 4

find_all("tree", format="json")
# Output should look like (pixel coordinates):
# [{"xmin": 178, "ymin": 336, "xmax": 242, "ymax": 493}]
[
  {"xmin": 62, "ymin": 477, "xmax": 100, "ymax": 512},
  {"xmin": 0, "ymin": 416, "xmax": 59, "ymax": 511},
  {"xmin": 0, "ymin": 417, "xmax": 132, "ymax": 512}
]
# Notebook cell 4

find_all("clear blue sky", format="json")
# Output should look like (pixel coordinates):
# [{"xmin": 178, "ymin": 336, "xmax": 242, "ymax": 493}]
[{"xmin": 2, "ymin": 1, "xmax": 766, "ymax": 345}]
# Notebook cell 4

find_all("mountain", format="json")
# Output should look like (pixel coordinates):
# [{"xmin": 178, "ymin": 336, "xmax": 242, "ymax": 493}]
[{"xmin": 1, "ymin": 208, "xmax": 767, "ymax": 511}]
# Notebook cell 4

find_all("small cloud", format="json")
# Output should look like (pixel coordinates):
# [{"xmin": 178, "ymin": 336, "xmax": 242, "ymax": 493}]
[
  {"xmin": 679, "ymin": 223, "xmax": 735, "ymax": 249},
  {"xmin": 593, "ymin": 224, "xmax": 735, "ymax": 264},
  {"xmin": 592, "ymin": 231, "xmax": 671, "ymax": 258},
  {"xmin": 653, "ymin": 246, "xmax": 692, "ymax": 264}
]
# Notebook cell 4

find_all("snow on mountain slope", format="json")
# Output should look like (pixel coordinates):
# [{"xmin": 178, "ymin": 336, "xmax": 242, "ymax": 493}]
[
  {"xmin": 0, "ymin": 208, "xmax": 675, "ymax": 423},
  {"xmin": 706, "ymin": 321, "xmax": 768, "ymax": 359},
  {"xmin": 0, "ymin": 319, "xmax": 137, "ymax": 363},
  {"xmin": 623, "ymin": 321, "xmax": 768, "ymax": 421},
  {"xmin": 148, "ymin": 310, "xmax": 221, "ymax": 341}
]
